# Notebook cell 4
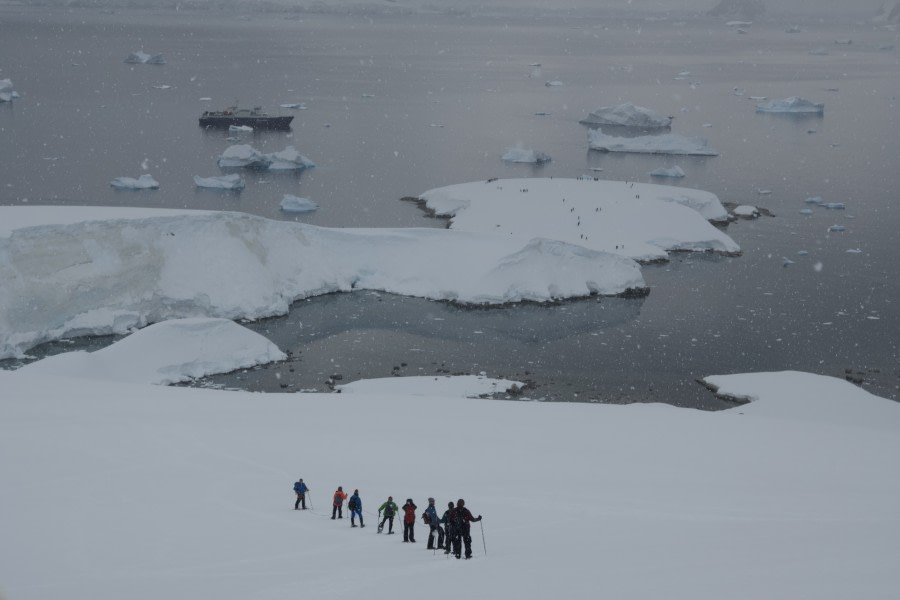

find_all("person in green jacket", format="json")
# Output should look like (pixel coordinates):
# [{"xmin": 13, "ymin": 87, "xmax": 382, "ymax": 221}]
[{"xmin": 377, "ymin": 496, "xmax": 399, "ymax": 534}]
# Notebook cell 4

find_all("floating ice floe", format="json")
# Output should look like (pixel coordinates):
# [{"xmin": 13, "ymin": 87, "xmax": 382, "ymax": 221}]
[
  {"xmin": 110, "ymin": 174, "xmax": 160, "ymax": 190},
  {"xmin": 217, "ymin": 145, "xmax": 314, "ymax": 171},
  {"xmin": 267, "ymin": 146, "xmax": 316, "ymax": 171},
  {"xmin": 828, "ymin": 224, "xmax": 846, "ymax": 232},
  {"xmin": 733, "ymin": 205, "xmax": 760, "ymax": 218},
  {"xmin": 280, "ymin": 102, "xmax": 307, "ymax": 109},
  {"xmin": 824, "ymin": 202, "xmax": 846, "ymax": 210},
  {"xmin": 799, "ymin": 208, "xmax": 813, "ymax": 215},
  {"xmin": 580, "ymin": 102, "xmax": 673, "ymax": 129},
  {"xmin": 416, "ymin": 177, "xmax": 738, "ymax": 263},
  {"xmin": 545, "ymin": 80, "xmax": 564, "ymax": 87},
  {"xmin": 124, "ymin": 51, "xmax": 166, "ymax": 65},
  {"xmin": 229, "ymin": 125, "xmax": 253, "ymax": 132},
  {"xmin": 809, "ymin": 46, "xmax": 829, "ymax": 56},
  {"xmin": 502, "ymin": 147, "xmax": 551, "ymax": 164},
  {"xmin": 805, "ymin": 196, "xmax": 825, "ymax": 205},
  {"xmin": 0, "ymin": 78, "xmax": 19, "ymax": 102},
  {"xmin": 648, "ymin": 166, "xmax": 686, "ymax": 178},
  {"xmin": 280, "ymin": 195, "xmax": 319, "ymax": 213},
  {"xmin": 588, "ymin": 129, "xmax": 719, "ymax": 156},
  {"xmin": 756, "ymin": 97, "xmax": 824, "ymax": 114},
  {"xmin": 193, "ymin": 174, "xmax": 245, "ymax": 190}
]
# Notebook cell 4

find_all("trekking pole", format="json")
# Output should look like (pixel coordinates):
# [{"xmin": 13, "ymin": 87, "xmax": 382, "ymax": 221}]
[
  {"xmin": 308, "ymin": 492, "xmax": 314, "ymax": 511},
  {"xmin": 480, "ymin": 520, "xmax": 487, "ymax": 556}
]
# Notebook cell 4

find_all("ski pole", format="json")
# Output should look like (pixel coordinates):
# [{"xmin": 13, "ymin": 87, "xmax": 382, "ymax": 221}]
[
  {"xmin": 480, "ymin": 520, "xmax": 487, "ymax": 556},
  {"xmin": 308, "ymin": 492, "xmax": 314, "ymax": 511}
]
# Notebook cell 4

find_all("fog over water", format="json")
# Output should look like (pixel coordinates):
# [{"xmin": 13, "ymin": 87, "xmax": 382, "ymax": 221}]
[{"xmin": 2, "ymin": 1, "xmax": 898, "ymax": 406}]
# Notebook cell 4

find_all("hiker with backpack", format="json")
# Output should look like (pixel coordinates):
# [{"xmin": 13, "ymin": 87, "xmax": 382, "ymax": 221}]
[
  {"xmin": 449, "ymin": 498, "xmax": 482, "ymax": 560},
  {"xmin": 348, "ymin": 489, "xmax": 364, "ymax": 528},
  {"xmin": 440, "ymin": 501, "xmax": 455, "ymax": 555},
  {"xmin": 293, "ymin": 478, "xmax": 309, "ymax": 510},
  {"xmin": 423, "ymin": 497, "xmax": 444, "ymax": 550},
  {"xmin": 377, "ymin": 496, "xmax": 399, "ymax": 534},
  {"xmin": 332, "ymin": 486, "xmax": 348, "ymax": 519},
  {"xmin": 401, "ymin": 498, "xmax": 418, "ymax": 543}
]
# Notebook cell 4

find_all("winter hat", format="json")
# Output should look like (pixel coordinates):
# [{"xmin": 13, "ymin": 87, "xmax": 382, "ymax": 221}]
[{"xmin": 428, "ymin": 497, "xmax": 435, "ymax": 504}]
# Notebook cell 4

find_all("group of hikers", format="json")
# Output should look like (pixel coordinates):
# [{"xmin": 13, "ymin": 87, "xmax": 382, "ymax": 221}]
[{"xmin": 293, "ymin": 479, "xmax": 484, "ymax": 560}]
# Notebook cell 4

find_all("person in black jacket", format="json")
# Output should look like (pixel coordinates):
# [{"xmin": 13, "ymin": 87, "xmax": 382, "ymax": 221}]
[
  {"xmin": 450, "ymin": 498, "xmax": 482, "ymax": 559},
  {"xmin": 440, "ymin": 501, "xmax": 455, "ymax": 555}
]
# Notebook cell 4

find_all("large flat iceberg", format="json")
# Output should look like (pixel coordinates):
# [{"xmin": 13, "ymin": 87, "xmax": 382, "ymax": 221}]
[
  {"xmin": 588, "ymin": 129, "xmax": 719, "ymax": 156},
  {"xmin": 580, "ymin": 102, "xmax": 673, "ymax": 129},
  {"xmin": 0, "ymin": 206, "xmax": 646, "ymax": 359},
  {"xmin": 417, "ymin": 177, "xmax": 738, "ymax": 262},
  {"xmin": 756, "ymin": 96, "xmax": 824, "ymax": 114}
]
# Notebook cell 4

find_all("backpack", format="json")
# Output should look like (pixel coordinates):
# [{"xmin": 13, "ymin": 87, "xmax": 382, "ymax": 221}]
[
  {"xmin": 293, "ymin": 482, "xmax": 302, "ymax": 493},
  {"xmin": 384, "ymin": 504, "xmax": 395, "ymax": 518},
  {"xmin": 348, "ymin": 497, "xmax": 358, "ymax": 511},
  {"xmin": 422, "ymin": 512, "xmax": 431, "ymax": 525}
]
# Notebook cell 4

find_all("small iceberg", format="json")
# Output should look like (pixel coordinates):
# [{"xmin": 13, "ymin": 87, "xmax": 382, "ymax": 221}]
[
  {"xmin": 216, "ymin": 145, "xmax": 314, "ymax": 171},
  {"xmin": 110, "ymin": 174, "xmax": 160, "ymax": 190},
  {"xmin": 502, "ymin": 147, "xmax": 551, "ymax": 164},
  {"xmin": 267, "ymin": 146, "xmax": 316, "ymax": 171},
  {"xmin": 733, "ymin": 205, "xmax": 760, "ymax": 218},
  {"xmin": 580, "ymin": 102, "xmax": 673, "ymax": 129},
  {"xmin": 805, "ymin": 196, "xmax": 825, "ymax": 205},
  {"xmin": 588, "ymin": 129, "xmax": 718, "ymax": 156},
  {"xmin": 193, "ymin": 174, "xmax": 245, "ymax": 190},
  {"xmin": 545, "ymin": 80, "xmax": 564, "ymax": 87},
  {"xmin": 0, "ymin": 78, "xmax": 20, "ymax": 102},
  {"xmin": 756, "ymin": 97, "xmax": 824, "ymax": 114},
  {"xmin": 280, "ymin": 102, "xmax": 307, "ymax": 109},
  {"xmin": 124, "ymin": 51, "xmax": 166, "ymax": 65},
  {"xmin": 217, "ymin": 145, "xmax": 272, "ymax": 169},
  {"xmin": 649, "ymin": 166, "xmax": 686, "ymax": 178},
  {"xmin": 279, "ymin": 195, "xmax": 319, "ymax": 213},
  {"xmin": 228, "ymin": 125, "xmax": 253, "ymax": 132},
  {"xmin": 824, "ymin": 202, "xmax": 846, "ymax": 210},
  {"xmin": 809, "ymin": 46, "xmax": 829, "ymax": 56},
  {"xmin": 828, "ymin": 224, "xmax": 846, "ymax": 232}
]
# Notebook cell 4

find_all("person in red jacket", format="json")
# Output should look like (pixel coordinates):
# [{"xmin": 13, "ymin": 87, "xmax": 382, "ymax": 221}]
[
  {"xmin": 331, "ymin": 486, "xmax": 348, "ymax": 519},
  {"xmin": 401, "ymin": 498, "xmax": 418, "ymax": 543},
  {"xmin": 449, "ymin": 498, "xmax": 482, "ymax": 559}
]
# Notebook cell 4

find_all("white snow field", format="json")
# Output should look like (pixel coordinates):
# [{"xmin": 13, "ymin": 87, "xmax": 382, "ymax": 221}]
[
  {"xmin": 0, "ymin": 204, "xmax": 646, "ymax": 359},
  {"xmin": 588, "ymin": 129, "xmax": 719, "ymax": 155},
  {"xmin": 1, "ymin": 319, "xmax": 898, "ymax": 600},
  {"xmin": 417, "ymin": 177, "xmax": 737, "ymax": 262}
]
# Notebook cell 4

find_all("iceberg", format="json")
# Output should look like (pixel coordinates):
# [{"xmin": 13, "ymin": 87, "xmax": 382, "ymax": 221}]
[
  {"xmin": 501, "ymin": 147, "xmax": 551, "ymax": 164},
  {"xmin": 649, "ymin": 166, "xmax": 686, "ymax": 178},
  {"xmin": 267, "ymin": 146, "xmax": 316, "ymax": 171},
  {"xmin": 124, "ymin": 51, "xmax": 166, "ymax": 65},
  {"xmin": 110, "ymin": 174, "xmax": 160, "ymax": 190},
  {"xmin": 216, "ymin": 145, "xmax": 315, "ymax": 171},
  {"xmin": 588, "ymin": 129, "xmax": 719, "ymax": 156},
  {"xmin": 579, "ymin": 102, "xmax": 672, "ymax": 129},
  {"xmin": 756, "ymin": 97, "xmax": 824, "ymax": 114},
  {"xmin": 228, "ymin": 125, "xmax": 253, "ymax": 132},
  {"xmin": 280, "ymin": 195, "xmax": 319, "ymax": 213},
  {"xmin": 193, "ymin": 174, "xmax": 245, "ymax": 190},
  {"xmin": 217, "ymin": 144, "xmax": 272, "ymax": 169},
  {"xmin": 733, "ymin": 205, "xmax": 760, "ymax": 218},
  {"xmin": 0, "ymin": 78, "xmax": 19, "ymax": 102},
  {"xmin": 417, "ymin": 177, "xmax": 738, "ymax": 263}
]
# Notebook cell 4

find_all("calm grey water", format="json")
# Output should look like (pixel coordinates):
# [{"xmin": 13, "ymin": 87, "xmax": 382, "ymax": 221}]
[{"xmin": 2, "ymin": 6, "xmax": 899, "ymax": 406}]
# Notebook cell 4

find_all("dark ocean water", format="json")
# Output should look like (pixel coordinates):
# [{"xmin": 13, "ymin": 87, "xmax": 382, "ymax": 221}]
[{"xmin": 2, "ymin": 6, "xmax": 899, "ymax": 406}]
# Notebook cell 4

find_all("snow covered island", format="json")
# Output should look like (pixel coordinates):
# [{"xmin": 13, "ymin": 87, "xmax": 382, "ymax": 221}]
[
  {"xmin": 0, "ymin": 202, "xmax": 653, "ymax": 359},
  {"xmin": 416, "ymin": 177, "xmax": 737, "ymax": 263}
]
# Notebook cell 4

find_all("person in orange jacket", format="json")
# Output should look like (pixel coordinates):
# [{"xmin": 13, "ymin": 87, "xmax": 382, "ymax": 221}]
[{"xmin": 331, "ymin": 486, "xmax": 348, "ymax": 519}]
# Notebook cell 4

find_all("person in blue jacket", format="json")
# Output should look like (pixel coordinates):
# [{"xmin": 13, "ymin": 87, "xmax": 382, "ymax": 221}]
[
  {"xmin": 423, "ymin": 497, "xmax": 444, "ymax": 550},
  {"xmin": 293, "ymin": 478, "xmax": 309, "ymax": 510},
  {"xmin": 348, "ymin": 489, "xmax": 364, "ymax": 528}
]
